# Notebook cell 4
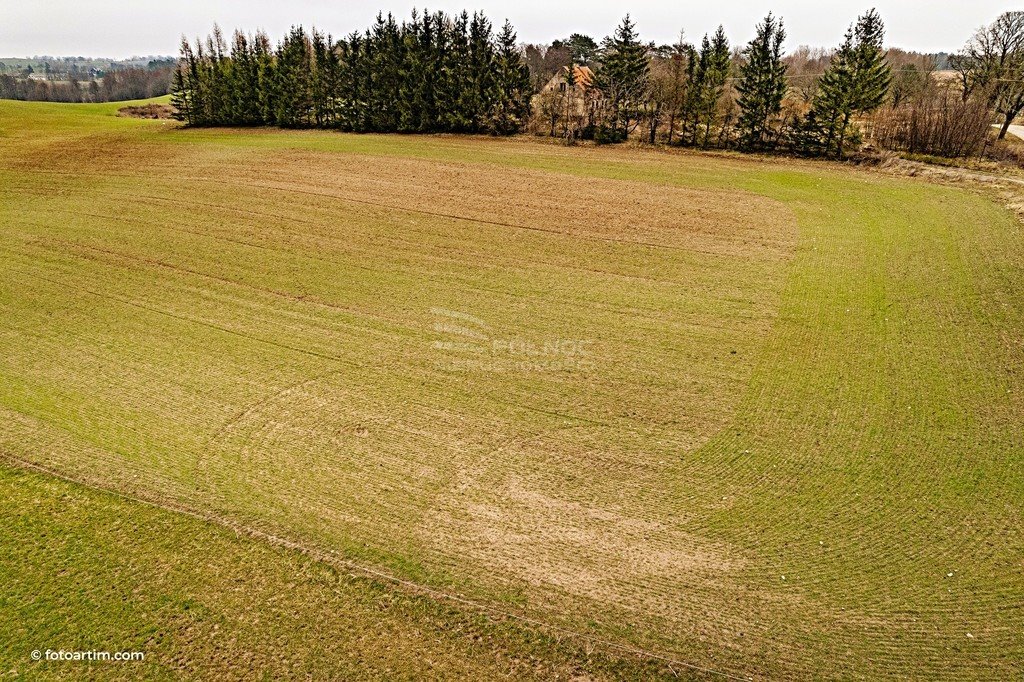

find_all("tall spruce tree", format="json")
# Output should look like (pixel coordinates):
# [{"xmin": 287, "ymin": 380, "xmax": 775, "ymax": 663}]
[
  {"xmin": 369, "ymin": 14, "xmax": 404, "ymax": 131},
  {"xmin": 310, "ymin": 30, "xmax": 336, "ymax": 127},
  {"xmin": 335, "ymin": 32, "xmax": 363, "ymax": 130},
  {"xmin": 274, "ymin": 26, "xmax": 314, "ymax": 127},
  {"xmin": 230, "ymin": 30, "xmax": 266, "ymax": 126},
  {"xmin": 170, "ymin": 37, "xmax": 196, "ymax": 125},
  {"xmin": 803, "ymin": 9, "xmax": 892, "ymax": 157},
  {"xmin": 490, "ymin": 20, "xmax": 533, "ymax": 134},
  {"xmin": 466, "ymin": 12, "xmax": 497, "ymax": 133},
  {"xmin": 443, "ymin": 11, "xmax": 473, "ymax": 131},
  {"xmin": 192, "ymin": 40, "xmax": 212, "ymax": 124},
  {"xmin": 357, "ymin": 27, "xmax": 376, "ymax": 131},
  {"xmin": 736, "ymin": 14, "xmax": 788, "ymax": 150},
  {"xmin": 405, "ymin": 10, "xmax": 441, "ymax": 132},
  {"xmin": 594, "ymin": 15, "xmax": 650, "ymax": 142},
  {"xmin": 253, "ymin": 31, "xmax": 275, "ymax": 125},
  {"xmin": 565, "ymin": 34, "xmax": 599, "ymax": 66},
  {"xmin": 684, "ymin": 27, "xmax": 730, "ymax": 147}
]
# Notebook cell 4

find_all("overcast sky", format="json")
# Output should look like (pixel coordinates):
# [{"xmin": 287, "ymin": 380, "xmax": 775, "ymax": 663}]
[{"xmin": 0, "ymin": 1, "xmax": 1014, "ymax": 59}]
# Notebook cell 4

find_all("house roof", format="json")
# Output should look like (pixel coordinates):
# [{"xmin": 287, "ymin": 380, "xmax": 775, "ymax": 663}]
[
  {"xmin": 569, "ymin": 65, "xmax": 594, "ymax": 88},
  {"xmin": 542, "ymin": 64, "xmax": 595, "ymax": 93}
]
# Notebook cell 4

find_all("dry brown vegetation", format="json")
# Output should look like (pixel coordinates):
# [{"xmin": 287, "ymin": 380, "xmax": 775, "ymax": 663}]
[{"xmin": 118, "ymin": 103, "xmax": 175, "ymax": 119}]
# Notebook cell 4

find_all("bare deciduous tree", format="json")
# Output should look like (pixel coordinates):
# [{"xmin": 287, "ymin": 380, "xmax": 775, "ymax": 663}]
[
  {"xmin": 952, "ymin": 11, "xmax": 1024, "ymax": 139},
  {"xmin": 645, "ymin": 33, "xmax": 690, "ymax": 144}
]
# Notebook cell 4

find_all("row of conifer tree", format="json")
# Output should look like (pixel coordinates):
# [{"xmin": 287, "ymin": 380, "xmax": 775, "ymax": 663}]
[
  {"xmin": 172, "ymin": 11, "xmax": 533, "ymax": 134},
  {"xmin": 536, "ymin": 11, "xmax": 891, "ymax": 157},
  {"xmin": 172, "ymin": 9, "xmax": 894, "ymax": 158}
]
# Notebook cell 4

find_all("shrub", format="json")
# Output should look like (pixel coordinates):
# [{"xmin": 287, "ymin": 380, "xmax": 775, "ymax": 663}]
[{"xmin": 874, "ymin": 86, "xmax": 992, "ymax": 158}]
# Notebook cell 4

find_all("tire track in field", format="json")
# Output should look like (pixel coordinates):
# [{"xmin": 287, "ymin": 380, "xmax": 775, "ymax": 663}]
[
  {"xmin": 15, "ymin": 203, "xmax": 714, "ymax": 324},
  {"xmin": 90, "ymin": 187, "xmax": 710, "ymax": 288},
  {"xmin": 13, "ymin": 201, "xmax": 777, "ymax": 363},
  {"xmin": 45, "ymin": 238, "xmax": 412, "ymax": 329},
  {"xmin": 6, "ymin": 161, "xmax": 790, "ymax": 260},
  {"xmin": 242, "ymin": 178, "xmax": 744, "ymax": 259},
  {"xmin": 6, "ymin": 250, "xmax": 620, "ymax": 436},
  {"xmin": 13, "ymin": 267, "xmax": 362, "ymax": 368},
  {"xmin": 202, "ymin": 369, "xmax": 345, "ymax": 447},
  {"xmin": 8, "ymin": 166, "xmax": 763, "ymax": 258}
]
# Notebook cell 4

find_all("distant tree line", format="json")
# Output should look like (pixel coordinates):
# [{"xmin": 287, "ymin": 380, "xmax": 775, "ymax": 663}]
[
  {"xmin": 172, "ymin": 11, "xmax": 532, "ymax": 134},
  {"xmin": 0, "ymin": 65, "xmax": 173, "ymax": 103},
  {"xmin": 11, "ymin": 6, "xmax": 1012, "ymax": 162},
  {"xmin": 536, "ymin": 10, "xmax": 891, "ymax": 158},
  {"xmin": 536, "ymin": 9, "xmax": 1024, "ymax": 160}
]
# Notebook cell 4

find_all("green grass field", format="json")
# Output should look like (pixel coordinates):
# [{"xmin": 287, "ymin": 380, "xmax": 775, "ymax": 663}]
[{"xmin": 1, "ymin": 98, "xmax": 1021, "ymax": 679}]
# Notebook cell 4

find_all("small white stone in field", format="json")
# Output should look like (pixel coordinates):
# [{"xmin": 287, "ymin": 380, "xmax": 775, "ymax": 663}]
[
  {"xmin": 967, "ymin": 633, "xmax": 974, "ymax": 639},
  {"xmin": 947, "ymin": 572, "xmax": 954, "ymax": 577},
  {"xmin": 781, "ymin": 575, "xmax": 786, "ymax": 581}
]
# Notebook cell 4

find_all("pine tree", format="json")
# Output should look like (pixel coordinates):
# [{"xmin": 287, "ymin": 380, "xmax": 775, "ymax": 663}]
[
  {"xmin": 357, "ymin": 28, "xmax": 376, "ymax": 132},
  {"xmin": 404, "ymin": 11, "xmax": 442, "ymax": 132},
  {"xmin": 274, "ymin": 26, "xmax": 314, "ymax": 128},
  {"xmin": 594, "ymin": 15, "xmax": 650, "ymax": 142},
  {"xmin": 336, "ymin": 31, "xmax": 365, "ymax": 131},
  {"xmin": 850, "ymin": 10, "xmax": 893, "ymax": 113},
  {"xmin": 311, "ymin": 30, "xmax": 336, "ymax": 128},
  {"xmin": 466, "ymin": 12, "xmax": 497, "ymax": 132},
  {"xmin": 681, "ymin": 28, "xmax": 730, "ymax": 147},
  {"xmin": 490, "ymin": 20, "xmax": 532, "ymax": 134},
  {"xmin": 420, "ymin": 11, "xmax": 445, "ymax": 132},
  {"xmin": 229, "ymin": 30, "xmax": 265, "ymax": 126},
  {"xmin": 736, "ymin": 14, "xmax": 788, "ymax": 150},
  {"xmin": 565, "ymin": 34, "xmax": 599, "ymax": 66},
  {"xmin": 228, "ymin": 31, "xmax": 248, "ymax": 125},
  {"xmin": 170, "ymin": 37, "xmax": 196, "ymax": 125},
  {"xmin": 700, "ymin": 26, "xmax": 731, "ymax": 148},
  {"xmin": 803, "ymin": 9, "xmax": 892, "ymax": 157},
  {"xmin": 205, "ymin": 25, "xmax": 231, "ymax": 125},
  {"xmin": 443, "ymin": 11, "xmax": 473, "ymax": 132},
  {"xmin": 369, "ymin": 13, "xmax": 403, "ymax": 131},
  {"xmin": 398, "ymin": 10, "xmax": 424, "ymax": 132},
  {"xmin": 253, "ymin": 31, "xmax": 275, "ymax": 125},
  {"xmin": 192, "ymin": 40, "xmax": 211, "ymax": 125}
]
